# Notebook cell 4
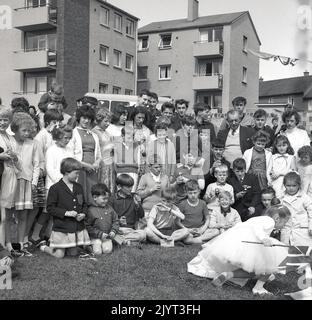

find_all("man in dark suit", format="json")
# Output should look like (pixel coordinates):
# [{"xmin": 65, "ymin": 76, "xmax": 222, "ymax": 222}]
[{"xmin": 217, "ymin": 110, "xmax": 255, "ymax": 166}]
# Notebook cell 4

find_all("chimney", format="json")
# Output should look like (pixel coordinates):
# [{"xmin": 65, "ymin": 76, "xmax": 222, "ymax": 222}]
[
  {"xmin": 187, "ymin": 0, "xmax": 199, "ymax": 21},
  {"xmin": 304, "ymin": 70, "xmax": 309, "ymax": 76}
]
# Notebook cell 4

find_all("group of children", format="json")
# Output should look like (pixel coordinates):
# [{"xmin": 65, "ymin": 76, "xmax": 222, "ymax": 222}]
[{"xmin": 0, "ymin": 90, "xmax": 312, "ymax": 299}]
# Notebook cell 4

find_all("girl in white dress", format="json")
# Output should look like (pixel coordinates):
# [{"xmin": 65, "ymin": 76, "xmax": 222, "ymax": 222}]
[
  {"xmin": 187, "ymin": 205, "xmax": 291, "ymax": 296},
  {"xmin": 270, "ymin": 135, "xmax": 296, "ymax": 198},
  {"xmin": 297, "ymin": 146, "xmax": 312, "ymax": 196}
]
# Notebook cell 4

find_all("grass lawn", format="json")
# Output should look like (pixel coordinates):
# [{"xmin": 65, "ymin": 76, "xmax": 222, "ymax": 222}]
[{"xmin": 0, "ymin": 244, "xmax": 297, "ymax": 300}]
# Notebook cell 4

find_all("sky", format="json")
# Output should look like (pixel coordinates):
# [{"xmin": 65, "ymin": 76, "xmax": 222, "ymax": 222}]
[{"xmin": 109, "ymin": 0, "xmax": 312, "ymax": 81}]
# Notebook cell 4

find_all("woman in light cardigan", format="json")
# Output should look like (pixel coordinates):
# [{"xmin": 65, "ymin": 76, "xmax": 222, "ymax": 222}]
[
  {"xmin": 281, "ymin": 110, "xmax": 311, "ymax": 158},
  {"xmin": 67, "ymin": 105, "xmax": 101, "ymax": 205}
]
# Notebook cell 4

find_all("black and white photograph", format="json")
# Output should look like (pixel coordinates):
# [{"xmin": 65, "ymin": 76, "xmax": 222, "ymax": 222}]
[{"xmin": 0, "ymin": 0, "xmax": 312, "ymax": 304}]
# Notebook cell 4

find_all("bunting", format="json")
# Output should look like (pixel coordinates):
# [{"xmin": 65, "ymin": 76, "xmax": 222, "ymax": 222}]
[{"xmin": 247, "ymin": 49, "xmax": 305, "ymax": 66}]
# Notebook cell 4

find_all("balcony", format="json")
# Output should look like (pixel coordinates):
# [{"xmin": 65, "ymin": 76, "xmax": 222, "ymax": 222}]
[
  {"xmin": 193, "ymin": 74, "xmax": 223, "ymax": 90},
  {"xmin": 13, "ymin": 5, "xmax": 57, "ymax": 31},
  {"xmin": 193, "ymin": 41, "xmax": 224, "ymax": 58},
  {"xmin": 13, "ymin": 49, "xmax": 57, "ymax": 72}
]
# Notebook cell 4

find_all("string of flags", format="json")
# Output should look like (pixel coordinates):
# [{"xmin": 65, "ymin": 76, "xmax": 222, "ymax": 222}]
[{"xmin": 247, "ymin": 48, "xmax": 312, "ymax": 66}]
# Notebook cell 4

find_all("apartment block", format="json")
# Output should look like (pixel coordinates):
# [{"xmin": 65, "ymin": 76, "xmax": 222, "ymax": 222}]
[
  {"xmin": 137, "ymin": 0, "xmax": 260, "ymax": 113},
  {"xmin": 0, "ymin": 0, "xmax": 138, "ymax": 112}
]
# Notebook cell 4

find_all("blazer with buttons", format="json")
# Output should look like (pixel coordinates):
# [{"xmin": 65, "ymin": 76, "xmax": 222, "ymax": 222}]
[{"xmin": 47, "ymin": 179, "xmax": 88, "ymax": 234}]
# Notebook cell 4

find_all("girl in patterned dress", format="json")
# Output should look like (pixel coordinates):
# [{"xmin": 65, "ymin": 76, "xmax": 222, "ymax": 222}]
[
  {"xmin": 92, "ymin": 108, "xmax": 115, "ymax": 194},
  {"xmin": 130, "ymin": 106, "xmax": 151, "ymax": 179},
  {"xmin": 270, "ymin": 135, "xmax": 296, "ymax": 198},
  {"xmin": 26, "ymin": 110, "xmax": 63, "ymax": 245},
  {"xmin": 0, "ymin": 108, "xmax": 19, "ymax": 250},
  {"xmin": 68, "ymin": 105, "xmax": 101, "ymax": 206},
  {"xmin": 5, "ymin": 113, "xmax": 40, "ymax": 257}
]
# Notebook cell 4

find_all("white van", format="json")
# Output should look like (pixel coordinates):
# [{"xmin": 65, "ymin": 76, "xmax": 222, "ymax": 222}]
[{"xmin": 84, "ymin": 93, "xmax": 172, "ymax": 112}]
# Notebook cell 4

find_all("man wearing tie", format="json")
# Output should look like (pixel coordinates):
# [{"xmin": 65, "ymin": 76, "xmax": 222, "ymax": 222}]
[{"xmin": 217, "ymin": 110, "xmax": 255, "ymax": 166}]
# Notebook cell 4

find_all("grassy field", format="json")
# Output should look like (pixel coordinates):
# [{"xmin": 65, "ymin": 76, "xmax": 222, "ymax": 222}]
[{"xmin": 0, "ymin": 244, "xmax": 297, "ymax": 300}]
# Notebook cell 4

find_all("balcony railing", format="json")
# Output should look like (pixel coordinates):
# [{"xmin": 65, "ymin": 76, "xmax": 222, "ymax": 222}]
[
  {"xmin": 193, "ymin": 73, "xmax": 223, "ymax": 90},
  {"xmin": 13, "ymin": 49, "xmax": 57, "ymax": 71},
  {"xmin": 193, "ymin": 40, "xmax": 224, "ymax": 57},
  {"xmin": 13, "ymin": 5, "xmax": 57, "ymax": 31}
]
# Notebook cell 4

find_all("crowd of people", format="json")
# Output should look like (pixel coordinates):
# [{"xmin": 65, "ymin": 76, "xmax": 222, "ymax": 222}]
[{"xmin": 0, "ymin": 84, "xmax": 312, "ymax": 297}]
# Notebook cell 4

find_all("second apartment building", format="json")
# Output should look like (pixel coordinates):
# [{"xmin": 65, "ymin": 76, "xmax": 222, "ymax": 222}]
[
  {"xmin": 137, "ymin": 0, "xmax": 260, "ymax": 113},
  {"xmin": 0, "ymin": 0, "xmax": 138, "ymax": 112}
]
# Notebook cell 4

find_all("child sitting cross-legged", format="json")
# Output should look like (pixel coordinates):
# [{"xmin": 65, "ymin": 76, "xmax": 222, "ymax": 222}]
[
  {"xmin": 86, "ymin": 184, "xmax": 120, "ymax": 254},
  {"xmin": 109, "ymin": 174, "xmax": 146, "ymax": 245},
  {"xmin": 177, "ymin": 180, "xmax": 219, "ymax": 244},
  {"xmin": 204, "ymin": 164, "xmax": 234, "ymax": 210},
  {"xmin": 208, "ymin": 191, "xmax": 242, "ymax": 236},
  {"xmin": 146, "ymin": 186, "xmax": 190, "ymax": 245}
]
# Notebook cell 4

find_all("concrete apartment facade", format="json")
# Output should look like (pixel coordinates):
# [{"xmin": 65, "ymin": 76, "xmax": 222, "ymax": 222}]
[
  {"xmin": 0, "ymin": 0, "xmax": 138, "ymax": 113},
  {"xmin": 137, "ymin": 0, "xmax": 260, "ymax": 114}
]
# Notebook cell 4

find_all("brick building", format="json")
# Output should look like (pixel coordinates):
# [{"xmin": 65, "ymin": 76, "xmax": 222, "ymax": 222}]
[
  {"xmin": 258, "ymin": 72, "xmax": 312, "ymax": 131},
  {"xmin": 0, "ymin": 0, "xmax": 138, "ymax": 112}
]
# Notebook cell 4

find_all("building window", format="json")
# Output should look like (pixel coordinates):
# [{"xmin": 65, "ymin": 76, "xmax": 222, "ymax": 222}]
[
  {"xmin": 242, "ymin": 67, "xmax": 247, "ymax": 84},
  {"xmin": 99, "ymin": 45, "xmax": 109, "ymax": 64},
  {"xmin": 138, "ymin": 66, "xmax": 148, "ymax": 80},
  {"xmin": 113, "ymin": 50, "xmax": 122, "ymax": 68},
  {"xmin": 114, "ymin": 13, "xmax": 122, "ymax": 32},
  {"xmin": 24, "ymin": 72, "xmax": 55, "ymax": 94},
  {"xmin": 200, "ymin": 93, "xmax": 222, "ymax": 109},
  {"xmin": 196, "ymin": 59, "xmax": 222, "ymax": 76},
  {"xmin": 159, "ymin": 34, "xmax": 172, "ymax": 49},
  {"xmin": 125, "ymin": 54, "xmax": 133, "ymax": 71},
  {"xmin": 243, "ymin": 36, "xmax": 248, "ymax": 53},
  {"xmin": 199, "ymin": 27, "xmax": 223, "ymax": 42},
  {"xmin": 138, "ymin": 36, "xmax": 149, "ymax": 51},
  {"xmin": 25, "ymin": 31, "xmax": 56, "ymax": 52},
  {"xmin": 113, "ymin": 86, "xmax": 121, "ymax": 94},
  {"xmin": 126, "ymin": 19, "xmax": 134, "ymax": 37},
  {"xmin": 159, "ymin": 65, "xmax": 171, "ymax": 80},
  {"xmin": 100, "ymin": 7, "xmax": 109, "ymax": 26},
  {"xmin": 99, "ymin": 83, "xmax": 108, "ymax": 93},
  {"xmin": 125, "ymin": 89, "xmax": 133, "ymax": 95},
  {"xmin": 26, "ymin": 0, "xmax": 47, "ymax": 8}
]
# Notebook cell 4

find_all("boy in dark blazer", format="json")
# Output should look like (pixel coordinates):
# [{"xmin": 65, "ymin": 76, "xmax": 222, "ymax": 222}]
[
  {"xmin": 41, "ymin": 158, "xmax": 92, "ymax": 259},
  {"xmin": 227, "ymin": 158, "xmax": 261, "ymax": 221}
]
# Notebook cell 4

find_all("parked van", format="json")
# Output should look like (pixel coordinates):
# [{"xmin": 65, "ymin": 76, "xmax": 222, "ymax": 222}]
[{"xmin": 84, "ymin": 93, "xmax": 172, "ymax": 112}]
